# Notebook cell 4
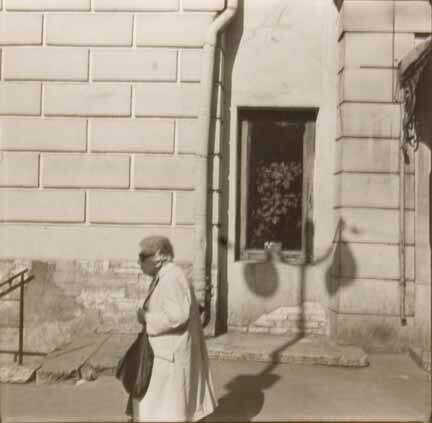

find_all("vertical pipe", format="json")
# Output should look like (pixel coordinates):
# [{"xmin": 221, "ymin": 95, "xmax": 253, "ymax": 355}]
[
  {"xmin": 18, "ymin": 273, "xmax": 24, "ymax": 365},
  {"xmin": 193, "ymin": 0, "xmax": 238, "ymax": 324},
  {"xmin": 399, "ymin": 104, "xmax": 407, "ymax": 326},
  {"xmin": 193, "ymin": 41, "xmax": 217, "ymax": 310},
  {"xmin": 395, "ymin": 0, "xmax": 407, "ymax": 326}
]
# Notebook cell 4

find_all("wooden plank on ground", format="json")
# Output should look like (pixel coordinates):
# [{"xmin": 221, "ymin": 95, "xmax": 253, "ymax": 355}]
[{"xmin": 36, "ymin": 333, "xmax": 111, "ymax": 384}]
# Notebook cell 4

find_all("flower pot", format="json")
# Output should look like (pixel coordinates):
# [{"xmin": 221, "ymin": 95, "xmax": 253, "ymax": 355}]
[{"xmin": 264, "ymin": 241, "xmax": 282, "ymax": 261}]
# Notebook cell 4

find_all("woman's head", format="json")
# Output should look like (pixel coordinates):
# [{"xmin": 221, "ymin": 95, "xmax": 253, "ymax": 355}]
[{"xmin": 138, "ymin": 236, "xmax": 174, "ymax": 276}]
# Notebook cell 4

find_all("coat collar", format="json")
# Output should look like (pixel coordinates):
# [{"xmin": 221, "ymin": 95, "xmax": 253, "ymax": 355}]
[{"xmin": 157, "ymin": 261, "xmax": 174, "ymax": 278}]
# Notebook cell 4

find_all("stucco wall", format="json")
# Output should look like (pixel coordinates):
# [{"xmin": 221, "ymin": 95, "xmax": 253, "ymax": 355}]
[
  {"xmin": 224, "ymin": 0, "xmax": 340, "ymax": 333},
  {"xmin": 223, "ymin": 0, "xmax": 431, "ymax": 353}
]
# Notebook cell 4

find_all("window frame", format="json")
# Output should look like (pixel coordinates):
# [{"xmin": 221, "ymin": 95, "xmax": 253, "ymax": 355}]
[{"xmin": 236, "ymin": 108, "xmax": 316, "ymax": 263}]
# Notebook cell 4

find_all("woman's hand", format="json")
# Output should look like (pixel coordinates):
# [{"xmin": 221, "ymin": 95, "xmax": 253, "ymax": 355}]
[{"xmin": 136, "ymin": 308, "xmax": 146, "ymax": 325}]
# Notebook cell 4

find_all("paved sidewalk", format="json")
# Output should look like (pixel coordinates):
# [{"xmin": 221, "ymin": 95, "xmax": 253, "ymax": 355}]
[{"xmin": 1, "ymin": 354, "xmax": 430, "ymax": 422}]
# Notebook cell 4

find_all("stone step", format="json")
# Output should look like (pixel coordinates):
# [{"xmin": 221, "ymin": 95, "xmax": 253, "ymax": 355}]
[{"xmin": 0, "ymin": 361, "xmax": 42, "ymax": 383}]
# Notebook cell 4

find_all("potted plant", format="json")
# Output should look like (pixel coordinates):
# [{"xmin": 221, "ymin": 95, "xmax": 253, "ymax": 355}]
[{"xmin": 249, "ymin": 160, "xmax": 302, "ymax": 250}]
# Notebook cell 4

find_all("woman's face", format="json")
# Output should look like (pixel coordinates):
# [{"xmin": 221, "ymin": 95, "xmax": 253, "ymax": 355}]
[{"xmin": 138, "ymin": 254, "xmax": 159, "ymax": 276}]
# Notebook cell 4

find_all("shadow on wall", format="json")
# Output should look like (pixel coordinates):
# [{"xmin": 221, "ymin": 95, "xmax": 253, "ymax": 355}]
[
  {"xmin": 220, "ymin": 219, "xmax": 360, "ymax": 333},
  {"xmin": 415, "ymin": 56, "xmax": 432, "ymax": 150},
  {"xmin": 210, "ymin": 1, "xmax": 357, "ymax": 419},
  {"xmin": 325, "ymin": 221, "xmax": 358, "ymax": 297},
  {"xmin": 333, "ymin": 0, "xmax": 343, "ymax": 11},
  {"xmin": 212, "ymin": 219, "xmax": 359, "ymax": 422},
  {"xmin": 241, "ymin": 218, "xmax": 357, "ymax": 309}
]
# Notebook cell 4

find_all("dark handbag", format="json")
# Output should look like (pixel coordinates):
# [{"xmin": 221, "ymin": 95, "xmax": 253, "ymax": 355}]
[
  {"xmin": 115, "ymin": 276, "xmax": 159, "ymax": 400},
  {"xmin": 115, "ymin": 326, "xmax": 154, "ymax": 399}
]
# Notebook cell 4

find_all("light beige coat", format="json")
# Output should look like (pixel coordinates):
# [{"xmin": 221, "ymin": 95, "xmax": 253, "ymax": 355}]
[{"xmin": 132, "ymin": 262, "xmax": 218, "ymax": 422}]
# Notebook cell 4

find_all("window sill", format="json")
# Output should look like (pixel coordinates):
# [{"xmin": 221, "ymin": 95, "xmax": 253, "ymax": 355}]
[{"xmin": 239, "ymin": 250, "xmax": 308, "ymax": 265}]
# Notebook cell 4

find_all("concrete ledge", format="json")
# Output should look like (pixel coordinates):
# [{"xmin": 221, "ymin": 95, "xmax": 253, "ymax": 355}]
[{"xmin": 206, "ymin": 332, "xmax": 369, "ymax": 368}]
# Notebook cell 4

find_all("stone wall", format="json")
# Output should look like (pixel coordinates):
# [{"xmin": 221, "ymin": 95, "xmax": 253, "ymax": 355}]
[
  {"xmin": 0, "ymin": 259, "xmax": 193, "ymax": 354},
  {"xmin": 230, "ymin": 302, "xmax": 328, "ymax": 336}
]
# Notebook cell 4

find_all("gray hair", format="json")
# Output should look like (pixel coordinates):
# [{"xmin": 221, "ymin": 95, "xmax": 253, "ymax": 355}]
[{"xmin": 139, "ymin": 235, "xmax": 174, "ymax": 262}]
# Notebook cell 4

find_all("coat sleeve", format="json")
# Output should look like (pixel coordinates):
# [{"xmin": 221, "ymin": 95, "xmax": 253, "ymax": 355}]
[{"xmin": 145, "ymin": 269, "xmax": 191, "ymax": 336}]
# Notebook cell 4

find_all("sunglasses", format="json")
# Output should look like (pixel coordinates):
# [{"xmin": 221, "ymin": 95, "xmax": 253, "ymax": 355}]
[{"xmin": 138, "ymin": 252, "xmax": 153, "ymax": 262}]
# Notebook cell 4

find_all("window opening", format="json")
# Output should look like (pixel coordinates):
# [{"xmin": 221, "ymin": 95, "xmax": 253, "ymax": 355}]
[{"xmin": 237, "ymin": 108, "xmax": 316, "ymax": 262}]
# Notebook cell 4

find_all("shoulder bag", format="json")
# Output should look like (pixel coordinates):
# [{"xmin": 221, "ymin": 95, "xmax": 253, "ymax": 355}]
[{"xmin": 115, "ymin": 275, "xmax": 159, "ymax": 401}]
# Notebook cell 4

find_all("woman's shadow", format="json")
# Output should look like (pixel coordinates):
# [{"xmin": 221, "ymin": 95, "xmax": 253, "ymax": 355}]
[{"xmin": 206, "ymin": 373, "xmax": 280, "ymax": 422}]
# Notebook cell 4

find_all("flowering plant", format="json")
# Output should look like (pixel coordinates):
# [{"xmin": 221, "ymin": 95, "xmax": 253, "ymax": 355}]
[{"xmin": 250, "ymin": 160, "xmax": 302, "ymax": 248}]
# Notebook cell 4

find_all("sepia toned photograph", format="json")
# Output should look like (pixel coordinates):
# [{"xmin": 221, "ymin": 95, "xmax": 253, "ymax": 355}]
[{"xmin": 0, "ymin": 0, "xmax": 431, "ymax": 422}]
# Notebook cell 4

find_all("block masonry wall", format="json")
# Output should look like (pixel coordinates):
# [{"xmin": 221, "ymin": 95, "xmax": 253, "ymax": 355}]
[
  {"xmin": 1, "ymin": 0, "xmax": 431, "ymax": 357},
  {"xmin": 0, "ymin": 0, "xmax": 226, "ymax": 354},
  {"xmin": 331, "ymin": 0, "xmax": 431, "ymax": 351}
]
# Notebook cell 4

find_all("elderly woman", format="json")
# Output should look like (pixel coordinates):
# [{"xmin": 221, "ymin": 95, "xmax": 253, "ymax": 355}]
[{"xmin": 132, "ymin": 235, "xmax": 218, "ymax": 422}]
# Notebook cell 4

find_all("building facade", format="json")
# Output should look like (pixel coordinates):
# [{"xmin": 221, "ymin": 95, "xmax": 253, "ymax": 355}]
[{"xmin": 0, "ymin": 0, "xmax": 430, "ymax": 370}]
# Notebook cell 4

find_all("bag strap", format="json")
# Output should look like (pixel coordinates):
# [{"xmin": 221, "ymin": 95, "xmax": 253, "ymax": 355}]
[{"xmin": 142, "ymin": 274, "xmax": 160, "ymax": 309}]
